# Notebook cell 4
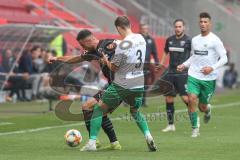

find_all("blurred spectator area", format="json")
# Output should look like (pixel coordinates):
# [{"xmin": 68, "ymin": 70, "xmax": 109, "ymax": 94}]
[
  {"xmin": 0, "ymin": 0, "xmax": 169, "ymax": 104},
  {"xmin": 0, "ymin": 0, "xmax": 168, "ymax": 63},
  {"xmin": 214, "ymin": 0, "xmax": 240, "ymax": 15}
]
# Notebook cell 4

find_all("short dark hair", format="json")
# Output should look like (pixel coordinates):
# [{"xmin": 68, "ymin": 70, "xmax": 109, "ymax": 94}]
[
  {"xmin": 114, "ymin": 16, "xmax": 131, "ymax": 29},
  {"xmin": 174, "ymin": 19, "xmax": 185, "ymax": 26},
  {"xmin": 76, "ymin": 29, "xmax": 92, "ymax": 41},
  {"xmin": 199, "ymin": 12, "xmax": 211, "ymax": 20}
]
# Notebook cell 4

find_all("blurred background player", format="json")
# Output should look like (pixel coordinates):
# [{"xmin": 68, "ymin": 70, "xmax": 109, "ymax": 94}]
[
  {"xmin": 223, "ymin": 63, "xmax": 238, "ymax": 89},
  {"xmin": 159, "ymin": 19, "xmax": 191, "ymax": 132},
  {"xmin": 49, "ymin": 29, "xmax": 122, "ymax": 150},
  {"xmin": 177, "ymin": 12, "xmax": 228, "ymax": 137},
  {"xmin": 139, "ymin": 23, "xmax": 159, "ymax": 106}
]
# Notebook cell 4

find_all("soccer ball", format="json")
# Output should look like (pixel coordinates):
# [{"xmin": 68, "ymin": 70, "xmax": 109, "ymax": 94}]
[{"xmin": 64, "ymin": 129, "xmax": 82, "ymax": 147}]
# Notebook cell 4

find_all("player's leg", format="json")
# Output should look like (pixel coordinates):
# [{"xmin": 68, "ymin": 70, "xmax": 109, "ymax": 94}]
[
  {"xmin": 81, "ymin": 98, "xmax": 120, "ymax": 149},
  {"xmin": 124, "ymin": 87, "xmax": 157, "ymax": 151},
  {"xmin": 177, "ymin": 74, "xmax": 190, "ymax": 129},
  {"xmin": 177, "ymin": 74, "xmax": 189, "ymax": 106},
  {"xmin": 81, "ymin": 98, "xmax": 97, "ymax": 136},
  {"xmin": 81, "ymin": 98, "xmax": 102, "ymax": 148},
  {"xmin": 198, "ymin": 80, "xmax": 216, "ymax": 123},
  {"xmin": 162, "ymin": 74, "xmax": 176, "ymax": 132},
  {"xmin": 187, "ymin": 76, "xmax": 201, "ymax": 137},
  {"xmin": 162, "ymin": 96, "xmax": 176, "ymax": 132},
  {"xmin": 81, "ymin": 84, "xmax": 121, "ymax": 151}
]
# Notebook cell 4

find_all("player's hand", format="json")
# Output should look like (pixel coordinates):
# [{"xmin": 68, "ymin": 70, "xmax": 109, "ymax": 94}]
[
  {"xmin": 100, "ymin": 53, "xmax": 108, "ymax": 65},
  {"xmin": 200, "ymin": 66, "xmax": 213, "ymax": 75},
  {"xmin": 177, "ymin": 64, "xmax": 186, "ymax": 72},
  {"xmin": 48, "ymin": 56, "xmax": 57, "ymax": 64}
]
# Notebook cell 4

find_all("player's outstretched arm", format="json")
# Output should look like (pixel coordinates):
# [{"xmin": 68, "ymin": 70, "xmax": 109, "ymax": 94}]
[{"xmin": 48, "ymin": 55, "xmax": 85, "ymax": 64}]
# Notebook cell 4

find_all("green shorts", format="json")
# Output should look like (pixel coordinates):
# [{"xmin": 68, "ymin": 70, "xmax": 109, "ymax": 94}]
[
  {"xmin": 102, "ymin": 83, "xmax": 144, "ymax": 110},
  {"xmin": 187, "ymin": 76, "xmax": 216, "ymax": 104}
]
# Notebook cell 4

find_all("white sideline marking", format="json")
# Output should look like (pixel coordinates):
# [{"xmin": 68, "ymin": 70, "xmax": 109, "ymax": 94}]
[
  {"xmin": 0, "ymin": 122, "xmax": 14, "ymax": 126},
  {"xmin": 0, "ymin": 102, "xmax": 239, "ymax": 136}
]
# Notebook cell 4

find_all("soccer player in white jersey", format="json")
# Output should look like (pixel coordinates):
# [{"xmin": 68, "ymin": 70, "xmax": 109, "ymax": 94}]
[
  {"xmin": 81, "ymin": 16, "xmax": 157, "ymax": 151},
  {"xmin": 177, "ymin": 12, "xmax": 228, "ymax": 137}
]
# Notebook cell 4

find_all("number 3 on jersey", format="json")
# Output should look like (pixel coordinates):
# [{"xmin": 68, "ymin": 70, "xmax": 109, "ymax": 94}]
[{"xmin": 135, "ymin": 50, "xmax": 142, "ymax": 68}]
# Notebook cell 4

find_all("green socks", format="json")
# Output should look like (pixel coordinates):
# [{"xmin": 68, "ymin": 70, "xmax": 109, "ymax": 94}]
[
  {"xmin": 131, "ymin": 111, "xmax": 150, "ymax": 136},
  {"xmin": 90, "ymin": 104, "xmax": 103, "ymax": 140},
  {"xmin": 189, "ymin": 111, "xmax": 198, "ymax": 129}
]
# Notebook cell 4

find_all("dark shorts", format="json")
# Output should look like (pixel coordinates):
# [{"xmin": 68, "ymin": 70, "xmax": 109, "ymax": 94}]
[{"xmin": 162, "ymin": 73, "xmax": 188, "ymax": 96}]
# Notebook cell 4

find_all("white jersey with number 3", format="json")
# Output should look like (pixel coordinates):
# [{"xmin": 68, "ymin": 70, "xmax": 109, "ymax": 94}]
[{"xmin": 111, "ymin": 33, "xmax": 146, "ymax": 89}]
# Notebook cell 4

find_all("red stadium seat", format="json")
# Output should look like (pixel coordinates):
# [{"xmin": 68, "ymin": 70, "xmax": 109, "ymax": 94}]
[{"xmin": 49, "ymin": 9, "xmax": 78, "ymax": 22}]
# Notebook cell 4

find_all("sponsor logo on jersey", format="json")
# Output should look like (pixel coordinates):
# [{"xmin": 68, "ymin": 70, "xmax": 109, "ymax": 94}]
[
  {"xmin": 169, "ymin": 47, "xmax": 185, "ymax": 52},
  {"xmin": 180, "ymin": 41, "xmax": 186, "ymax": 46},
  {"xmin": 194, "ymin": 50, "xmax": 208, "ymax": 55}
]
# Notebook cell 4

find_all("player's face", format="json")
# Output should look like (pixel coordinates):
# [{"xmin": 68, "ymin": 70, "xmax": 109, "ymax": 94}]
[
  {"xmin": 174, "ymin": 21, "xmax": 185, "ymax": 37},
  {"xmin": 78, "ymin": 35, "xmax": 97, "ymax": 51},
  {"xmin": 140, "ymin": 25, "xmax": 149, "ymax": 36},
  {"xmin": 199, "ymin": 18, "xmax": 211, "ymax": 33}
]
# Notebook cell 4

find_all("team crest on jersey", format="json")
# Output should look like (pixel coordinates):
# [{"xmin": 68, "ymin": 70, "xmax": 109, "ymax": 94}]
[
  {"xmin": 204, "ymin": 44, "xmax": 208, "ymax": 48},
  {"xmin": 119, "ymin": 40, "xmax": 133, "ymax": 50},
  {"xmin": 180, "ymin": 41, "xmax": 185, "ymax": 46},
  {"xmin": 169, "ymin": 41, "xmax": 173, "ymax": 45}
]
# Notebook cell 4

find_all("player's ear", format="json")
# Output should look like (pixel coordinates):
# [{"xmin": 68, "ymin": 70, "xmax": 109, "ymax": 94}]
[{"xmin": 116, "ymin": 26, "xmax": 121, "ymax": 32}]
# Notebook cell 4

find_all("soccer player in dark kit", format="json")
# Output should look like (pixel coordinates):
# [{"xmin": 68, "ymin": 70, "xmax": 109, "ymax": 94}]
[{"xmin": 159, "ymin": 19, "xmax": 191, "ymax": 132}]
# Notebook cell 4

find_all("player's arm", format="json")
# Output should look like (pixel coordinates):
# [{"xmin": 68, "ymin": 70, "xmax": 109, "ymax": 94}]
[
  {"xmin": 211, "ymin": 39, "xmax": 228, "ymax": 70},
  {"xmin": 156, "ymin": 38, "xmax": 169, "ymax": 69},
  {"xmin": 100, "ymin": 53, "xmax": 119, "ymax": 72},
  {"xmin": 177, "ymin": 54, "xmax": 194, "ymax": 72},
  {"xmin": 160, "ymin": 51, "xmax": 168, "ymax": 66},
  {"xmin": 48, "ymin": 55, "xmax": 81, "ymax": 64},
  {"xmin": 60, "ymin": 55, "xmax": 85, "ymax": 63},
  {"xmin": 48, "ymin": 54, "xmax": 94, "ymax": 64},
  {"xmin": 201, "ymin": 39, "xmax": 228, "ymax": 75},
  {"xmin": 151, "ymin": 37, "xmax": 159, "ymax": 64}
]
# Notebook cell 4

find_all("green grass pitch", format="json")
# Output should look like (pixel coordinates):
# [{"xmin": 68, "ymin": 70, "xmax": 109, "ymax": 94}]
[{"xmin": 0, "ymin": 89, "xmax": 240, "ymax": 160}]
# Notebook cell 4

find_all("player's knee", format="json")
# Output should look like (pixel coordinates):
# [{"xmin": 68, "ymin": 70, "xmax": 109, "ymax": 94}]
[
  {"xmin": 181, "ymin": 95, "xmax": 189, "ymax": 105},
  {"xmin": 198, "ymin": 103, "xmax": 207, "ymax": 112},
  {"xmin": 166, "ymin": 96, "xmax": 174, "ymax": 103},
  {"xmin": 98, "ymin": 101, "xmax": 109, "ymax": 111},
  {"xmin": 188, "ymin": 94, "xmax": 197, "ymax": 103}
]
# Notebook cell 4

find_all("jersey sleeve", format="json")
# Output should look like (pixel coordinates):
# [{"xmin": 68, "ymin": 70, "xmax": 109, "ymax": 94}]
[
  {"xmin": 211, "ymin": 38, "xmax": 228, "ymax": 70},
  {"xmin": 150, "ymin": 37, "xmax": 159, "ymax": 63},
  {"xmin": 111, "ymin": 40, "xmax": 129, "ymax": 66},
  {"xmin": 111, "ymin": 53, "xmax": 127, "ymax": 67},
  {"xmin": 183, "ymin": 55, "xmax": 194, "ymax": 68}
]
